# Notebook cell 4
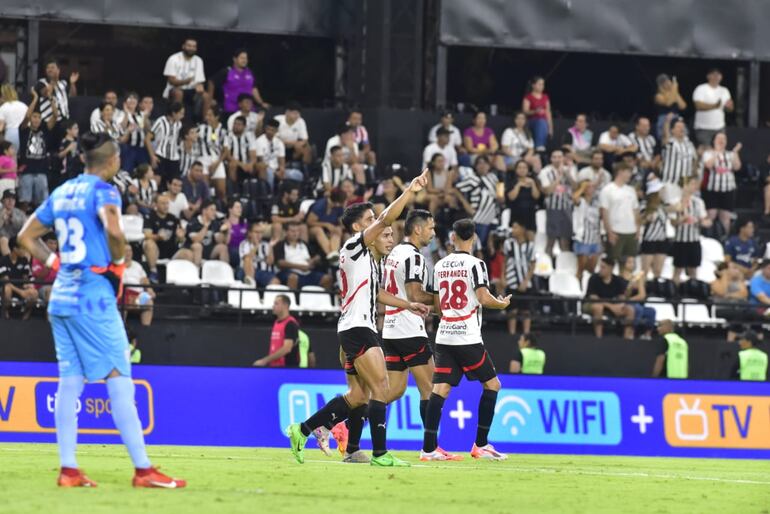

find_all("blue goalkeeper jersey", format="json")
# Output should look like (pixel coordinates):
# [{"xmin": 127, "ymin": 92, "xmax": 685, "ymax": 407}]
[{"xmin": 34, "ymin": 173, "xmax": 122, "ymax": 317}]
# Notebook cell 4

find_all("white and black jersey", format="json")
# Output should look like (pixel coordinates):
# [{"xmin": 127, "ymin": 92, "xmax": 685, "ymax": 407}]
[
  {"xmin": 455, "ymin": 170, "xmax": 499, "ymax": 225},
  {"xmin": 538, "ymin": 165, "xmax": 573, "ymax": 211},
  {"xmin": 178, "ymin": 143, "xmax": 200, "ymax": 177},
  {"xmin": 37, "ymin": 78, "xmax": 69, "ymax": 121},
  {"xmin": 90, "ymin": 118, "xmax": 123, "ymax": 141},
  {"xmin": 702, "ymin": 150, "xmax": 736, "ymax": 192},
  {"xmin": 197, "ymin": 123, "xmax": 227, "ymax": 158},
  {"xmin": 150, "ymin": 116, "xmax": 182, "ymax": 161},
  {"xmin": 124, "ymin": 112, "xmax": 146, "ymax": 147},
  {"xmin": 500, "ymin": 128, "xmax": 534, "ymax": 158},
  {"xmin": 338, "ymin": 232, "xmax": 379, "ymax": 333},
  {"xmin": 573, "ymin": 196, "xmax": 601, "ymax": 245},
  {"xmin": 24, "ymin": 130, "xmax": 48, "ymax": 160},
  {"xmin": 674, "ymin": 196, "xmax": 706, "ymax": 243},
  {"xmin": 641, "ymin": 201, "xmax": 668, "ymax": 242},
  {"xmin": 239, "ymin": 239, "xmax": 277, "ymax": 273},
  {"xmin": 132, "ymin": 178, "xmax": 157, "ymax": 206},
  {"xmin": 318, "ymin": 161, "xmax": 353, "ymax": 193},
  {"xmin": 434, "ymin": 252, "xmax": 489, "ymax": 346},
  {"xmin": 225, "ymin": 131, "xmax": 255, "ymax": 164},
  {"xmin": 503, "ymin": 237, "xmax": 534, "ymax": 290},
  {"xmin": 661, "ymin": 137, "xmax": 696, "ymax": 184},
  {"xmin": 628, "ymin": 132, "xmax": 657, "ymax": 163},
  {"xmin": 382, "ymin": 243, "xmax": 430, "ymax": 339}
]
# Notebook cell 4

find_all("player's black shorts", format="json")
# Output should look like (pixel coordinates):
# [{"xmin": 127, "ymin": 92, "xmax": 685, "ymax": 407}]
[
  {"xmin": 432, "ymin": 343, "xmax": 497, "ymax": 387},
  {"xmin": 339, "ymin": 327, "xmax": 381, "ymax": 376},
  {"xmin": 382, "ymin": 337, "xmax": 433, "ymax": 372}
]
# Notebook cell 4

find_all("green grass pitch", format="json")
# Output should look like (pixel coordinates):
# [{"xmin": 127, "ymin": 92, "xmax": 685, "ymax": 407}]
[{"xmin": 1, "ymin": 444, "xmax": 768, "ymax": 514}]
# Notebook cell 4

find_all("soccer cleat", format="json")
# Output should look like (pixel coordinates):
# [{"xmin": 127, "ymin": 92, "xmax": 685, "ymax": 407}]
[
  {"xmin": 470, "ymin": 443, "xmax": 508, "ymax": 461},
  {"xmin": 286, "ymin": 423, "xmax": 309, "ymax": 464},
  {"xmin": 370, "ymin": 452, "xmax": 411, "ymax": 467},
  {"xmin": 313, "ymin": 427, "xmax": 333, "ymax": 456},
  {"xmin": 132, "ymin": 467, "xmax": 187, "ymax": 489},
  {"xmin": 342, "ymin": 450, "xmax": 371, "ymax": 464},
  {"xmin": 420, "ymin": 447, "xmax": 464, "ymax": 461},
  {"xmin": 57, "ymin": 468, "xmax": 97, "ymax": 488},
  {"xmin": 330, "ymin": 421, "xmax": 349, "ymax": 455}
]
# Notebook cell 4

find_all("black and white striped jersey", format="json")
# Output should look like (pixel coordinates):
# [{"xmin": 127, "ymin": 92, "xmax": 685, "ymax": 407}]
[
  {"xmin": 641, "ymin": 201, "xmax": 669, "ymax": 242},
  {"xmin": 455, "ymin": 170, "xmax": 499, "ymax": 225},
  {"xmin": 150, "ymin": 116, "xmax": 182, "ymax": 161},
  {"xmin": 538, "ymin": 165, "xmax": 573, "ymax": 211},
  {"xmin": 628, "ymin": 132, "xmax": 657, "ymax": 163},
  {"xmin": 661, "ymin": 137, "xmax": 696, "ymax": 184},
  {"xmin": 702, "ymin": 150, "xmax": 736, "ymax": 192},
  {"xmin": 196, "ymin": 123, "xmax": 227, "ymax": 158},
  {"xmin": 674, "ymin": 195, "xmax": 706, "ymax": 243},
  {"xmin": 37, "ymin": 78, "xmax": 69, "ymax": 121},
  {"xmin": 178, "ymin": 143, "xmax": 201, "ymax": 177},
  {"xmin": 503, "ymin": 237, "xmax": 534, "ymax": 290},
  {"xmin": 225, "ymin": 131, "xmax": 256, "ymax": 164},
  {"xmin": 125, "ymin": 112, "xmax": 146, "ymax": 148},
  {"xmin": 90, "ymin": 118, "xmax": 124, "ymax": 141},
  {"xmin": 573, "ymin": 196, "xmax": 601, "ymax": 245}
]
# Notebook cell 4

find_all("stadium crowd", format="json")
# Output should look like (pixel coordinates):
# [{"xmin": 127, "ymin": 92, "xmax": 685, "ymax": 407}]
[{"xmin": 0, "ymin": 38, "xmax": 768, "ymax": 343}]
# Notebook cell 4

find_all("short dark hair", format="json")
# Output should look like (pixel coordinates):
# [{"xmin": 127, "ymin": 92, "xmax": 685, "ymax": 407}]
[
  {"xmin": 523, "ymin": 333, "xmax": 538, "ymax": 347},
  {"xmin": 167, "ymin": 102, "xmax": 184, "ymax": 115},
  {"xmin": 99, "ymin": 101, "xmax": 113, "ymax": 112},
  {"xmin": 405, "ymin": 209, "xmax": 433, "ymax": 236},
  {"xmin": 281, "ymin": 182, "xmax": 300, "ymax": 196},
  {"xmin": 330, "ymin": 188, "xmax": 348, "ymax": 204},
  {"xmin": 62, "ymin": 119, "xmax": 78, "ymax": 132},
  {"xmin": 206, "ymin": 105, "xmax": 221, "ymax": 118},
  {"xmin": 201, "ymin": 199, "xmax": 217, "ymax": 211},
  {"xmin": 338, "ymin": 124, "xmax": 354, "ymax": 136},
  {"xmin": 181, "ymin": 123, "xmax": 197, "ymax": 138},
  {"xmin": 276, "ymin": 294, "xmax": 292, "ymax": 307},
  {"xmin": 735, "ymin": 217, "xmax": 754, "ymax": 232},
  {"xmin": 265, "ymin": 119, "xmax": 280, "ymax": 129},
  {"xmin": 286, "ymin": 101, "xmax": 301, "ymax": 112},
  {"xmin": 232, "ymin": 47, "xmax": 247, "ymax": 59},
  {"xmin": 601, "ymin": 256, "xmax": 615, "ymax": 268},
  {"xmin": 8, "ymin": 236, "xmax": 18, "ymax": 250},
  {"xmin": 233, "ymin": 116, "xmax": 247, "ymax": 127},
  {"xmin": 0, "ymin": 141, "xmax": 12, "ymax": 154},
  {"xmin": 452, "ymin": 219, "xmax": 475, "ymax": 241},
  {"xmin": 341, "ymin": 202, "xmax": 374, "ymax": 232},
  {"xmin": 45, "ymin": 58, "xmax": 59, "ymax": 67},
  {"xmin": 329, "ymin": 145, "xmax": 343, "ymax": 155},
  {"xmin": 190, "ymin": 160, "xmax": 204, "ymax": 170},
  {"xmin": 237, "ymin": 93, "xmax": 253, "ymax": 104}
]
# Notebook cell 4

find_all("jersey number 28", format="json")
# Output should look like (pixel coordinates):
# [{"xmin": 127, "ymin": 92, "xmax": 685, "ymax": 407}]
[
  {"xmin": 54, "ymin": 218, "xmax": 87, "ymax": 264},
  {"xmin": 439, "ymin": 279, "xmax": 468, "ymax": 310}
]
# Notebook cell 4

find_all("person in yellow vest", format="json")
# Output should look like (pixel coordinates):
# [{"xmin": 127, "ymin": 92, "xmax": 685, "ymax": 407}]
[
  {"xmin": 509, "ymin": 333, "xmax": 546, "ymax": 374},
  {"xmin": 652, "ymin": 319, "xmax": 688, "ymax": 379},
  {"xmin": 734, "ymin": 330, "xmax": 768, "ymax": 381},
  {"xmin": 127, "ymin": 328, "xmax": 142, "ymax": 364}
]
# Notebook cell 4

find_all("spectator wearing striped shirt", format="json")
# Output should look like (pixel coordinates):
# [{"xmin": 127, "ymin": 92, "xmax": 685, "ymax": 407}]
[
  {"xmin": 178, "ymin": 124, "xmax": 201, "ymax": 179},
  {"xmin": 120, "ymin": 92, "xmax": 150, "ymax": 173},
  {"xmin": 240, "ymin": 220, "xmax": 279, "ymax": 288},
  {"xmin": 500, "ymin": 111, "xmax": 542, "ymax": 173},
  {"xmin": 599, "ymin": 164, "xmax": 640, "ymax": 262},
  {"xmin": 538, "ymin": 149, "xmax": 575, "ymax": 256},
  {"xmin": 639, "ymin": 178, "xmax": 671, "ymax": 279},
  {"xmin": 660, "ymin": 114, "xmax": 697, "ymax": 201},
  {"xmin": 671, "ymin": 175, "xmax": 712, "ymax": 284},
  {"xmin": 224, "ymin": 115, "xmax": 257, "ymax": 192},
  {"xmin": 701, "ymin": 132, "xmax": 742, "ymax": 236},
  {"xmin": 347, "ymin": 108, "xmax": 376, "ymax": 168},
  {"xmin": 131, "ymin": 163, "xmax": 158, "ymax": 216},
  {"xmin": 503, "ymin": 220, "xmax": 535, "ymax": 336},
  {"xmin": 35, "ymin": 58, "xmax": 78, "ymax": 126},
  {"xmin": 196, "ymin": 106, "xmax": 228, "ymax": 200},
  {"xmin": 89, "ymin": 90, "xmax": 125, "ymax": 128},
  {"xmin": 146, "ymin": 102, "xmax": 185, "ymax": 187},
  {"xmin": 628, "ymin": 117, "xmax": 659, "ymax": 173},
  {"xmin": 455, "ymin": 155, "xmax": 499, "ymax": 247},
  {"xmin": 318, "ymin": 144, "xmax": 362, "ymax": 197},
  {"xmin": 572, "ymin": 180, "xmax": 602, "ymax": 280},
  {"xmin": 90, "ymin": 102, "xmax": 128, "ymax": 144}
]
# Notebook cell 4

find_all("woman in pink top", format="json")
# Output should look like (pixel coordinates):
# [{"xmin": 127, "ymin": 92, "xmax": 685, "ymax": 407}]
[
  {"xmin": 463, "ymin": 111, "xmax": 499, "ymax": 164},
  {"xmin": 0, "ymin": 141, "xmax": 18, "ymax": 198},
  {"xmin": 522, "ymin": 76, "xmax": 553, "ymax": 151}
]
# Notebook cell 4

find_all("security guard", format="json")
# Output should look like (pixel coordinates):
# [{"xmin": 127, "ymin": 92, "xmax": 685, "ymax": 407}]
[
  {"xmin": 652, "ymin": 319, "xmax": 688, "ymax": 379},
  {"xmin": 509, "ymin": 333, "xmax": 546, "ymax": 374},
  {"xmin": 735, "ymin": 331, "xmax": 768, "ymax": 381}
]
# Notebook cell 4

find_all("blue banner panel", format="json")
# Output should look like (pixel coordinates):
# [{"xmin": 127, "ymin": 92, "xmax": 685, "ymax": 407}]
[{"xmin": 0, "ymin": 362, "xmax": 768, "ymax": 459}]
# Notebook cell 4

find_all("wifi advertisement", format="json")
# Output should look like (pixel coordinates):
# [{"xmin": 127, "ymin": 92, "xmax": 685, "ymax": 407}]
[{"xmin": 1, "ymin": 361, "xmax": 768, "ymax": 459}]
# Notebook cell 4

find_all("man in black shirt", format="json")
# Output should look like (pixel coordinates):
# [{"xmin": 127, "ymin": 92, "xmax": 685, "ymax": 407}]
[
  {"xmin": 270, "ymin": 182, "xmax": 304, "ymax": 242},
  {"xmin": 185, "ymin": 199, "xmax": 229, "ymax": 266},
  {"xmin": 19, "ymin": 88, "xmax": 57, "ymax": 208},
  {"xmin": 143, "ymin": 193, "xmax": 189, "ymax": 282},
  {"xmin": 585, "ymin": 257, "xmax": 635, "ymax": 339},
  {"xmin": 1, "ymin": 236, "xmax": 38, "ymax": 319}
]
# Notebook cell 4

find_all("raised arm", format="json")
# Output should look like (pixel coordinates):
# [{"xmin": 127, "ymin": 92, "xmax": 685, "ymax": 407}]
[{"xmin": 362, "ymin": 168, "xmax": 428, "ymax": 246}]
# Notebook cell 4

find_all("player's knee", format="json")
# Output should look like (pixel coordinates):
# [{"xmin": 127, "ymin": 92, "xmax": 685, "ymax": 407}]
[
  {"xmin": 432, "ymin": 383, "xmax": 451, "ymax": 398},
  {"xmin": 345, "ymin": 389, "xmax": 367, "ymax": 408},
  {"xmin": 483, "ymin": 377, "xmax": 501, "ymax": 392}
]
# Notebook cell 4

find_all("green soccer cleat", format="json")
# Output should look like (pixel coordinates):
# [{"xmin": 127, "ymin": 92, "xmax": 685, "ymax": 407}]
[
  {"xmin": 370, "ymin": 452, "xmax": 411, "ymax": 467},
  {"xmin": 286, "ymin": 423, "xmax": 308, "ymax": 464}
]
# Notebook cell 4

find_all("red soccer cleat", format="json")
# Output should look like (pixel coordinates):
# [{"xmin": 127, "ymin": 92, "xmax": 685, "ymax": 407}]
[
  {"xmin": 57, "ymin": 467, "xmax": 97, "ymax": 488},
  {"xmin": 331, "ymin": 422, "xmax": 349, "ymax": 455},
  {"xmin": 132, "ymin": 467, "xmax": 187, "ymax": 489}
]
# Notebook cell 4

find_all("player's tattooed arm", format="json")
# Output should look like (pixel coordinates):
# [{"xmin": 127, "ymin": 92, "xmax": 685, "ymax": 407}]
[
  {"xmin": 476, "ymin": 286, "xmax": 512, "ymax": 310},
  {"xmin": 377, "ymin": 290, "xmax": 430, "ymax": 318},
  {"xmin": 17, "ymin": 215, "xmax": 56, "ymax": 267},
  {"xmin": 363, "ymin": 168, "xmax": 429, "ymax": 246}
]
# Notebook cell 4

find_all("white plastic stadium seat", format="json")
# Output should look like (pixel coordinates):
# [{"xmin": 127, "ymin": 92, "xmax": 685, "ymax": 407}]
[
  {"xmin": 298, "ymin": 285, "xmax": 335, "ymax": 312},
  {"xmin": 535, "ymin": 209, "xmax": 546, "ymax": 234},
  {"xmin": 165, "ymin": 259, "xmax": 201, "ymax": 286},
  {"xmin": 201, "ymin": 260, "xmax": 235, "ymax": 287},
  {"xmin": 227, "ymin": 288, "xmax": 263, "ymax": 309},
  {"xmin": 299, "ymin": 199, "xmax": 316, "ymax": 216},
  {"xmin": 695, "ymin": 261, "xmax": 717, "ymax": 283},
  {"xmin": 123, "ymin": 214, "xmax": 145, "ymax": 243},
  {"xmin": 555, "ymin": 252, "xmax": 577, "ymax": 275},
  {"xmin": 548, "ymin": 271, "xmax": 583, "ymax": 298},
  {"xmin": 533, "ymin": 254, "xmax": 554, "ymax": 277},
  {"xmin": 678, "ymin": 300, "xmax": 717, "ymax": 326},
  {"xmin": 263, "ymin": 285, "xmax": 295, "ymax": 309},
  {"xmin": 660, "ymin": 257, "xmax": 674, "ymax": 280},
  {"xmin": 645, "ymin": 297, "xmax": 678, "ymax": 322},
  {"xmin": 700, "ymin": 237, "xmax": 724, "ymax": 264},
  {"xmin": 533, "ymin": 232, "xmax": 547, "ymax": 256}
]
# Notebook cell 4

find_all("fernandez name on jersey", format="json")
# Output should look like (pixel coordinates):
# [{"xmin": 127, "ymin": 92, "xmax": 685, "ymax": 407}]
[{"xmin": 434, "ymin": 252, "xmax": 488, "ymax": 346}]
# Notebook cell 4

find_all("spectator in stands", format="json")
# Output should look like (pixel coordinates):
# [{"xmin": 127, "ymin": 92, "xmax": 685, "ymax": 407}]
[
  {"xmin": 131, "ymin": 163, "xmax": 157, "ymax": 216},
  {"xmin": 240, "ymin": 220, "xmax": 279, "ymax": 287},
  {"xmin": 620, "ymin": 150, "xmax": 646, "ymax": 196},
  {"xmin": 422, "ymin": 127, "xmax": 458, "ymax": 171},
  {"xmin": 146, "ymin": 102, "xmax": 185, "ymax": 186},
  {"xmin": 185, "ymin": 199, "xmax": 230, "ymax": 266},
  {"xmin": 18, "ymin": 89, "xmax": 55, "ymax": 208},
  {"xmin": 209, "ymin": 48, "xmax": 269, "ymax": 116},
  {"xmin": 701, "ymin": 132, "xmax": 742, "ymax": 236},
  {"xmin": 324, "ymin": 124, "xmax": 363, "ymax": 174},
  {"xmin": 274, "ymin": 221, "xmax": 333, "ymax": 290},
  {"xmin": 166, "ymin": 176, "xmax": 193, "ymax": 220},
  {"xmin": 181, "ymin": 161, "xmax": 211, "ymax": 210},
  {"xmin": 35, "ymin": 58, "xmax": 77, "ymax": 126},
  {"xmin": 91, "ymin": 102, "xmax": 128, "ymax": 143},
  {"xmin": 122, "ymin": 244, "xmax": 154, "ymax": 327},
  {"xmin": 227, "ymin": 93, "xmax": 263, "ymax": 134},
  {"xmin": 724, "ymin": 218, "xmax": 760, "ymax": 279},
  {"xmin": 255, "ymin": 118, "xmax": 288, "ymax": 189},
  {"xmin": 57, "ymin": 120, "xmax": 83, "ymax": 182},
  {"xmin": 639, "ymin": 178, "xmax": 670, "ymax": 279},
  {"xmin": 628, "ymin": 116, "xmax": 659, "ymax": 174},
  {"xmin": 89, "ymin": 90, "xmax": 124, "ymax": 127},
  {"xmin": 0, "ymin": 236, "xmax": 37, "ymax": 319},
  {"xmin": 271, "ymin": 182, "xmax": 305, "ymax": 242},
  {"xmin": 619, "ymin": 256, "xmax": 656, "ymax": 339},
  {"xmin": 0, "ymin": 141, "xmax": 18, "ymax": 198},
  {"xmin": 179, "ymin": 125, "xmax": 202, "ymax": 180},
  {"xmin": 522, "ymin": 76, "xmax": 552, "ymax": 151},
  {"xmin": 509, "ymin": 333, "xmax": 546, "ymax": 374},
  {"xmin": 120, "ymin": 92, "xmax": 149, "ymax": 173},
  {"xmin": 226, "ymin": 199, "xmax": 248, "ymax": 266},
  {"xmin": 196, "ymin": 106, "xmax": 228, "ymax": 200},
  {"xmin": 660, "ymin": 114, "xmax": 697, "ymax": 202},
  {"xmin": 318, "ymin": 145, "xmax": 362, "ymax": 197},
  {"xmin": 562, "ymin": 113, "xmax": 593, "ymax": 165},
  {"xmin": 163, "ymin": 38, "xmax": 206, "ymax": 119},
  {"xmin": 428, "ymin": 111, "xmax": 464, "ymax": 157},
  {"xmin": 711, "ymin": 261, "xmax": 749, "ymax": 341},
  {"xmin": 253, "ymin": 294, "xmax": 314, "ymax": 368},
  {"xmin": 539, "ymin": 149, "xmax": 575, "ymax": 256},
  {"xmin": 692, "ymin": 68, "xmax": 733, "ymax": 148},
  {"xmin": 425, "ymin": 152, "xmax": 457, "ymax": 214},
  {"xmin": 463, "ymin": 111, "xmax": 498, "ymax": 163},
  {"xmin": 500, "ymin": 111, "xmax": 541, "ymax": 173},
  {"xmin": 749, "ymin": 259, "xmax": 770, "ymax": 308},
  {"xmin": 572, "ymin": 180, "xmax": 601, "ymax": 280},
  {"xmin": 504, "ymin": 159, "xmax": 540, "ymax": 240},
  {"xmin": 654, "ymin": 74, "xmax": 686, "ymax": 137},
  {"xmin": 225, "ymin": 116, "xmax": 257, "ymax": 193},
  {"xmin": 597, "ymin": 125, "xmax": 637, "ymax": 170},
  {"xmin": 347, "ymin": 108, "xmax": 376, "ymax": 167},
  {"xmin": 503, "ymin": 220, "xmax": 535, "ymax": 335},
  {"xmin": 275, "ymin": 102, "xmax": 311, "ymax": 165},
  {"xmin": 600, "ymin": 163, "xmax": 640, "ymax": 261},
  {"xmin": 307, "ymin": 189, "xmax": 346, "ymax": 263},
  {"xmin": 456, "ymin": 155, "xmax": 499, "ymax": 246},
  {"xmin": 0, "ymin": 83, "xmax": 28, "ymax": 149},
  {"xmin": 30, "ymin": 231, "xmax": 57, "ymax": 302},
  {"xmin": 577, "ymin": 150, "xmax": 612, "ymax": 193},
  {"xmin": 143, "ymin": 193, "xmax": 190, "ymax": 281},
  {"xmin": 671, "ymin": 176, "xmax": 712, "ymax": 284},
  {"xmin": 0, "ymin": 190, "xmax": 26, "ymax": 257},
  {"xmin": 585, "ymin": 257, "xmax": 635, "ymax": 339}
]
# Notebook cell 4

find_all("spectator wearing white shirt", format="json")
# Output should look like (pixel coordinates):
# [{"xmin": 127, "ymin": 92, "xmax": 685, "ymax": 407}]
[
  {"xmin": 598, "ymin": 125, "xmax": 638, "ymax": 170},
  {"xmin": 599, "ymin": 164, "xmax": 640, "ymax": 262},
  {"xmin": 121, "ymin": 244, "xmax": 155, "ymax": 327},
  {"xmin": 428, "ymin": 111, "xmax": 465, "ymax": 161},
  {"xmin": 317, "ymin": 145, "xmax": 357, "ymax": 197},
  {"xmin": 692, "ymin": 68, "xmax": 733, "ymax": 147},
  {"xmin": 89, "ymin": 90, "xmax": 125, "ymax": 128},
  {"xmin": 347, "ymin": 108, "xmax": 376, "ymax": 167},
  {"xmin": 500, "ymin": 111, "xmax": 542, "ymax": 172},
  {"xmin": 324, "ymin": 125, "xmax": 365, "ymax": 186},
  {"xmin": 166, "ymin": 176, "xmax": 194, "ymax": 220},
  {"xmin": 273, "ymin": 102, "xmax": 310, "ymax": 166},
  {"xmin": 254, "ymin": 119, "xmax": 288, "ymax": 190},
  {"xmin": 91, "ymin": 102, "xmax": 128, "ymax": 144},
  {"xmin": 163, "ymin": 38, "xmax": 207, "ymax": 120},
  {"xmin": 196, "ymin": 106, "xmax": 228, "ymax": 200},
  {"xmin": 577, "ymin": 150, "xmax": 612, "ymax": 193},
  {"xmin": 422, "ymin": 127, "xmax": 458, "ymax": 170},
  {"xmin": 701, "ymin": 132, "xmax": 742, "ymax": 235},
  {"xmin": 227, "ymin": 94, "xmax": 263, "ymax": 135},
  {"xmin": 0, "ymin": 85, "xmax": 28, "ymax": 150}
]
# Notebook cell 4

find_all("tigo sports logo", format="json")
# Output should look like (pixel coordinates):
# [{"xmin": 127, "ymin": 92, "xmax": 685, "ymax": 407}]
[
  {"xmin": 0, "ymin": 377, "xmax": 154, "ymax": 435},
  {"xmin": 489, "ymin": 389, "xmax": 622, "ymax": 445},
  {"xmin": 663, "ymin": 394, "xmax": 770, "ymax": 449}
]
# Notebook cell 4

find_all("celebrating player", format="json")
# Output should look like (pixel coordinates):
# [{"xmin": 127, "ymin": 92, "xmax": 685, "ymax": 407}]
[
  {"xmin": 286, "ymin": 169, "xmax": 431, "ymax": 467},
  {"xmin": 421, "ymin": 218, "xmax": 512, "ymax": 461},
  {"xmin": 17, "ymin": 133, "xmax": 186, "ymax": 488}
]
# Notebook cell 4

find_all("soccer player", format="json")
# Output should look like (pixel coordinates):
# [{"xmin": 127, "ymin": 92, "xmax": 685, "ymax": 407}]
[
  {"xmin": 17, "ymin": 133, "xmax": 186, "ymax": 488},
  {"xmin": 287, "ymin": 169, "xmax": 431, "ymax": 467},
  {"xmin": 421, "ymin": 218, "xmax": 512, "ymax": 461}
]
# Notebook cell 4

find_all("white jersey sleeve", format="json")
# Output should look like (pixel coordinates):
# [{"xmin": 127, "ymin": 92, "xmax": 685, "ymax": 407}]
[
  {"xmin": 382, "ymin": 243, "xmax": 429, "ymax": 339},
  {"xmin": 337, "ymin": 232, "xmax": 379, "ymax": 333},
  {"xmin": 434, "ymin": 252, "xmax": 486, "ymax": 346}
]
